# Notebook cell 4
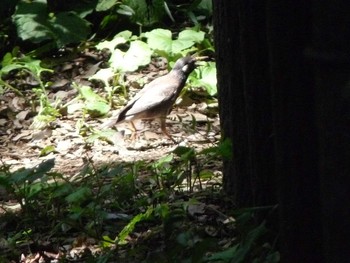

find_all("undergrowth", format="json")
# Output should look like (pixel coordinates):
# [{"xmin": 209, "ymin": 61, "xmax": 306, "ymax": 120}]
[
  {"xmin": 0, "ymin": 140, "xmax": 279, "ymax": 262},
  {"xmin": 0, "ymin": 2, "xmax": 279, "ymax": 261}
]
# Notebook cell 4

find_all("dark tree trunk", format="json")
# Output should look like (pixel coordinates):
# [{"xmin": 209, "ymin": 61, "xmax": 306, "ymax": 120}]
[
  {"xmin": 265, "ymin": 2, "xmax": 323, "ymax": 261},
  {"xmin": 213, "ymin": 0, "xmax": 275, "ymax": 207},
  {"xmin": 311, "ymin": 1, "xmax": 350, "ymax": 261},
  {"xmin": 214, "ymin": 0, "xmax": 350, "ymax": 262}
]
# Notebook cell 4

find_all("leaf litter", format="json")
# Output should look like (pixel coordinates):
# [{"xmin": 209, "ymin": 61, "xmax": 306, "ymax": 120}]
[{"xmin": 0, "ymin": 48, "xmax": 227, "ymax": 262}]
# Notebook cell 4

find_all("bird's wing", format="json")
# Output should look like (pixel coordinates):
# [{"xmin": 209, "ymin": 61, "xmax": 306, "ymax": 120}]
[
  {"xmin": 101, "ymin": 73, "xmax": 181, "ymax": 126},
  {"xmin": 124, "ymin": 78, "xmax": 179, "ymax": 116},
  {"xmin": 116, "ymin": 75, "xmax": 168, "ymax": 111}
]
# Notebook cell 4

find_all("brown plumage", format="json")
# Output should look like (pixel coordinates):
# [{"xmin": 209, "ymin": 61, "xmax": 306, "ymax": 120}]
[{"xmin": 101, "ymin": 56, "xmax": 204, "ymax": 141}]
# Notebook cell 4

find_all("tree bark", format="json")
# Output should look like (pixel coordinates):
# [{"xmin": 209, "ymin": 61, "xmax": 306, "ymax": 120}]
[
  {"xmin": 311, "ymin": 1, "xmax": 350, "ymax": 261},
  {"xmin": 213, "ymin": 0, "xmax": 275, "ymax": 207},
  {"xmin": 214, "ymin": 0, "xmax": 350, "ymax": 261},
  {"xmin": 265, "ymin": 2, "xmax": 323, "ymax": 261}
]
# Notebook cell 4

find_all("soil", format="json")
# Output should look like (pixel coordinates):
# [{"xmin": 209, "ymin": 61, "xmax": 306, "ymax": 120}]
[
  {"xmin": 0, "ymin": 47, "xmax": 221, "ymax": 180},
  {"xmin": 0, "ymin": 48, "xmax": 224, "ymax": 262}
]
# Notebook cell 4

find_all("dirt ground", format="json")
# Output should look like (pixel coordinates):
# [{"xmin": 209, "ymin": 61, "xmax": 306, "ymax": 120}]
[
  {"xmin": 0, "ymin": 106, "xmax": 220, "ymax": 175},
  {"xmin": 0, "ymin": 50, "xmax": 221, "ymax": 177}
]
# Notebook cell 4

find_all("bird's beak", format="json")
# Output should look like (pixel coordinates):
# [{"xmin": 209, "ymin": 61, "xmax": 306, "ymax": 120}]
[
  {"xmin": 193, "ymin": 56, "xmax": 209, "ymax": 61},
  {"xmin": 193, "ymin": 56, "xmax": 209, "ymax": 66}
]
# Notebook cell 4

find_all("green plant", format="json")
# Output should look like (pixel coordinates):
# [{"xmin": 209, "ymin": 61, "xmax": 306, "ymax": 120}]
[
  {"xmin": 0, "ymin": 139, "xmax": 279, "ymax": 262},
  {"xmin": 75, "ymin": 83, "xmax": 111, "ymax": 117},
  {"xmin": 89, "ymin": 67, "xmax": 128, "ymax": 106},
  {"xmin": 2, "ymin": 0, "xmax": 214, "ymax": 57},
  {"xmin": 144, "ymin": 28, "xmax": 206, "ymax": 62},
  {"xmin": 0, "ymin": 48, "xmax": 66, "ymax": 129},
  {"xmin": 0, "ymin": 158, "xmax": 134, "ymax": 247},
  {"xmin": 203, "ymin": 207, "xmax": 279, "ymax": 263},
  {"xmin": 95, "ymin": 30, "xmax": 152, "ymax": 73},
  {"xmin": 92, "ymin": 28, "xmax": 215, "ymax": 114},
  {"xmin": 92, "ymin": 30, "xmax": 152, "ymax": 107},
  {"xmin": 189, "ymin": 60, "xmax": 217, "ymax": 96},
  {"xmin": 0, "ymin": 159, "xmax": 57, "ymax": 213},
  {"xmin": 12, "ymin": 0, "xmax": 91, "ymax": 48},
  {"xmin": 174, "ymin": 0, "xmax": 213, "ymax": 25},
  {"xmin": 117, "ymin": 0, "xmax": 170, "ymax": 27}
]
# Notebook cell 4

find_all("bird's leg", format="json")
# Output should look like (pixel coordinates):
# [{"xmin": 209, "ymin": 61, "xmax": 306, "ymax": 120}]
[
  {"xmin": 130, "ymin": 121, "xmax": 138, "ymax": 140},
  {"xmin": 160, "ymin": 118, "xmax": 176, "ymax": 143}
]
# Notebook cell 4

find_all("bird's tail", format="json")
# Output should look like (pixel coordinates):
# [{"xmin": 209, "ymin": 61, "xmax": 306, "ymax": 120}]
[{"xmin": 99, "ymin": 113, "xmax": 121, "ymax": 129}]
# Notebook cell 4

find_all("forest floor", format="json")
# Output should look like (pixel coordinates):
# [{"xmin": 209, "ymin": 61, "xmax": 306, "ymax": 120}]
[
  {"xmin": 0, "ymin": 48, "xmax": 221, "ymax": 176},
  {"xmin": 0, "ymin": 48, "xmax": 227, "ymax": 262}
]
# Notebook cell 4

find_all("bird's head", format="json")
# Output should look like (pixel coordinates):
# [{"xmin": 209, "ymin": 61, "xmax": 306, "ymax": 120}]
[{"xmin": 171, "ymin": 56, "xmax": 208, "ymax": 76}]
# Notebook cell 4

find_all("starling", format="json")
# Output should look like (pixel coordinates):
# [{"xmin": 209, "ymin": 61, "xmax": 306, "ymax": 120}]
[{"xmin": 101, "ymin": 56, "xmax": 205, "ymax": 142}]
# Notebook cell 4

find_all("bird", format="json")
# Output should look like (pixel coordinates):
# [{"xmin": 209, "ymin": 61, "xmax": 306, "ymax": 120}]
[{"xmin": 101, "ymin": 56, "xmax": 205, "ymax": 142}]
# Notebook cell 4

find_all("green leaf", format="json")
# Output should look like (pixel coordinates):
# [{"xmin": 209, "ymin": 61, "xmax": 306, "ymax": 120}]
[
  {"xmin": 29, "ymin": 158, "xmax": 55, "ymax": 181},
  {"xmin": 101, "ymin": 235, "xmax": 116, "ymax": 248},
  {"xmin": 27, "ymin": 182, "xmax": 45, "ymax": 199},
  {"xmin": 145, "ymin": 28, "xmax": 173, "ymax": 54},
  {"xmin": 13, "ymin": 0, "xmax": 90, "ymax": 47},
  {"xmin": 199, "ymin": 170, "xmax": 214, "ymax": 179},
  {"xmin": 65, "ymin": 186, "xmax": 92, "ymax": 204},
  {"xmin": 10, "ymin": 159, "xmax": 55, "ymax": 184},
  {"xmin": 154, "ymin": 203, "xmax": 170, "ymax": 219},
  {"xmin": 145, "ymin": 28, "xmax": 205, "ymax": 56},
  {"xmin": 1, "ymin": 64, "xmax": 25, "ymax": 74},
  {"xmin": 87, "ymin": 129, "xmax": 119, "ymax": 144},
  {"xmin": 79, "ymin": 85, "xmax": 106, "ymax": 102},
  {"xmin": 89, "ymin": 68, "xmax": 114, "ymax": 87},
  {"xmin": 173, "ymin": 146, "xmax": 196, "ymax": 161},
  {"xmin": 110, "ymin": 40, "xmax": 152, "ymax": 72},
  {"xmin": 153, "ymin": 154, "xmax": 173, "ymax": 169},
  {"xmin": 10, "ymin": 168, "xmax": 32, "ymax": 184},
  {"xmin": 52, "ymin": 183, "xmax": 74, "ymax": 198},
  {"xmin": 85, "ymin": 100, "xmax": 110, "ymax": 117},
  {"xmin": 218, "ymin": 138, "xmax": 233, "ymax": 159},
  {"xmin": 31, "ymin": 114, "xmax": 58, "ymax": 130},
  {"xmin": 0, "ymin": 175, "xmax": 12, "ymax": 192},
  {"xmin": 197, "ymin": 0, "xmax": 213, "ymax": 14},
  {"xmin": 16, "ymin": 18, "xmax": 52, "ymax": 43},
  {"xmin": 117, "ymin": 4, "xmax": 135, "ymax": 16},
  {"xmin": 191, "ymin": 62, "xmax": 217, "ymax": 96},
  {"xmin": 13, "ymin": 0, "xmax": 52, "ymax": 43},
  {"xmin": 96, "ymin": 0, "xmax": 119, "ymax": 12},
  {"xmin": 176, "ymin": 232, "xmax": 192, "ymax": 247},
  {"xmin": 23, "ymin": 58, "xmax": 53, "ymax": 76},
  {"xmin": 118, "ymin": 206, "xmax": 153, "ymax": 244},
  {"xmin": 77, "ymin": 85, "xmax": 110, "ymax": 115},
  {"xmin": 122, "ymin": 0, "xmax": 166, "ymax": 26},
  {"xmin": 0, "ymin": 55, "xmax": 52, "ymax": 79},
  {"xmin": 206, "ymin": 245, "xmax": 239, "ymax": 262},
  {"xmin": 172, "ymin": 39, "xmax": 195, "ymax": 54},
  {"xmin": 117, "ymin": 30, "xmax": 133, "ymax": 40},
  {"xmin": 207, "ymin": 221, "xmax": 268, "ymax": 263},
  {"xmin": 39, "ymin": 145, "xmax": 56, "ymax": 156},
  {"xmin": 1, "ymin": 52, "xmax": 13, "ymax": 67},
  {"xmin": 199, "ymin": 63, "xmax": 217, "ymax": 96},
  {"xmin": 96, "ymin": 30, "xmax": 132, "ymax": 51},
  {"xmin": 123, "ymin": 40, "xmax": 152, "ymax": 68},
  {"xmin": 178, "ymin": 29, "xmax": 205, "ymax": 43},
  {"xmin": 49, "ymin": 12, "xmax": 90, "ymax": 47},
  {"xmin": 231, "ymin": 222, "xmax": 267, "ymax": 262}
]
